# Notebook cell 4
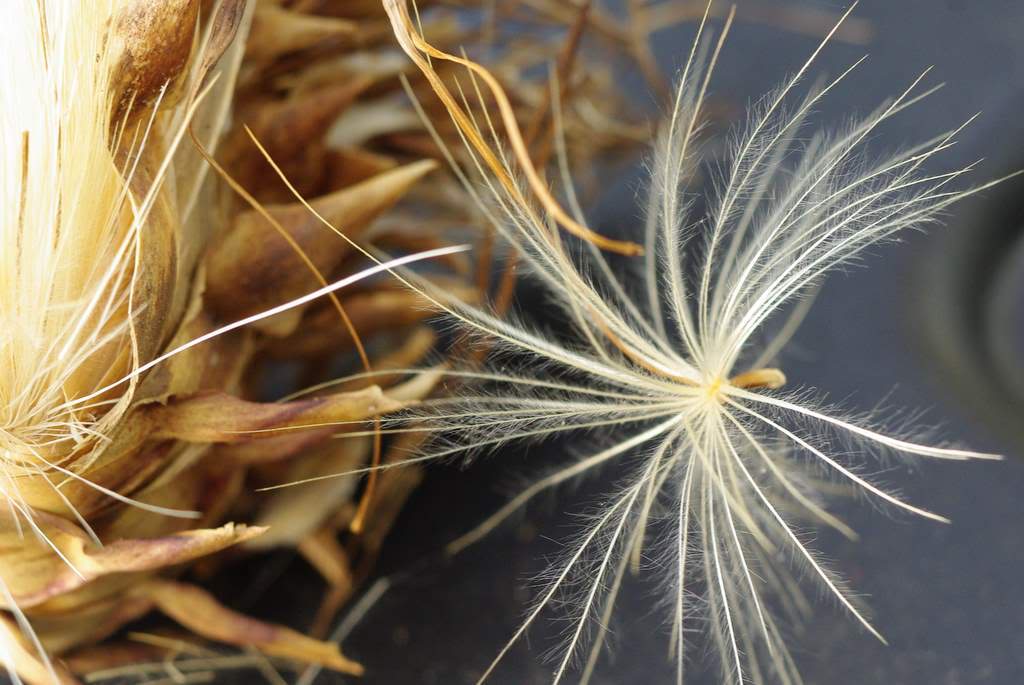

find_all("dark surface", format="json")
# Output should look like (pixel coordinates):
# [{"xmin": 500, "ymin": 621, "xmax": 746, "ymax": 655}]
[{"xmin": 268, "ymin": 2, "xmax": 1024, "ymax": 684}]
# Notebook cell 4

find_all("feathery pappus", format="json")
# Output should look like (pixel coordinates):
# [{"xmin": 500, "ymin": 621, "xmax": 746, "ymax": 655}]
[{"xmin": 348, "ymin": 1, "xmax": 1015, "ymax": 682}]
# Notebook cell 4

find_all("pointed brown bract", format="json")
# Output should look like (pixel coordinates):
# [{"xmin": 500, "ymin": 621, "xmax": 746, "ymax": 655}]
[
  {"xmin": 146, "ymin": 387, "xmax": 406, "ymax": 443},
  {"xmin": 224, "ymin": 78, "xmax": 374, "ymax": 200},
  {"xmin": 140, "ymin": 580, "xmax": 364, "ymax": 674},
  {"xmin": 246, "ymin": 3, "xmax": 356, "ymax": 62},
  {"xmin": 204, "ymin": 159, "xmax": 439, "ymax": 332}
]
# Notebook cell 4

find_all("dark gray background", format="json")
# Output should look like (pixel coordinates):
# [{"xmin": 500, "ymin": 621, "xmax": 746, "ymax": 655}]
[{"xmin": 277, "ymin": 1, "xmax": 1024, "ymax": 683}]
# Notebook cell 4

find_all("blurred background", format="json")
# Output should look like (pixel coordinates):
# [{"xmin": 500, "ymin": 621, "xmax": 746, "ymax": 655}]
[{"xmin": 230, "ymin": 1, "xmax": 1024, "ymax": 683}]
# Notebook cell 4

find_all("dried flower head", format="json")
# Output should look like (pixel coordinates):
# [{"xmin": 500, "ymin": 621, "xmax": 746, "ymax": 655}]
[
  {"xmin": 368, "ymin": 1, "xmax": 1015, "ymax": 682},
  {"xmin": 0, "ymin": 2, "xmax": 468, "ymax": 682}
]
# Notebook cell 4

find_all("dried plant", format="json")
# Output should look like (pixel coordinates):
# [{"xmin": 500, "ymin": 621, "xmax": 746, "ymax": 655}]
[
  {"xmin": 0, "ymin": 0, "xmax": 647, "ymax": 681},
  {"xmin": 341, "ymin": 1, "xmax": 1015, "ymax": 682},
  {"xmin": 0, "ymin": 1, "xmax": 471, "ymax": 682},
  {"xmin": 2, "ymin": 0, "xmax": 1009, "ymax": 683}
]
